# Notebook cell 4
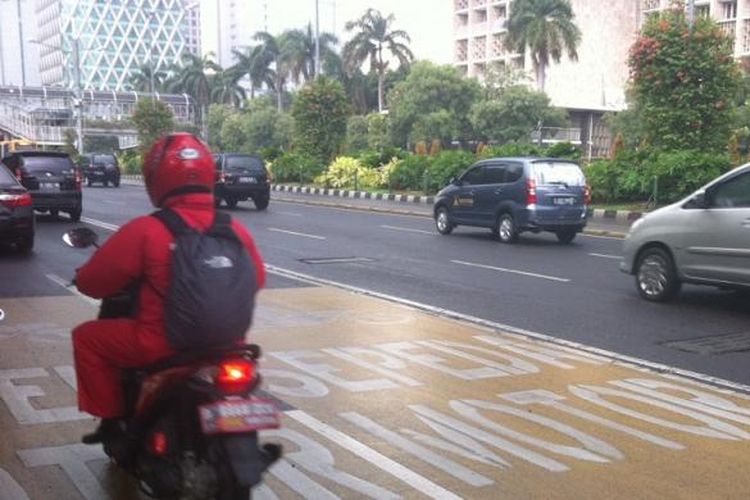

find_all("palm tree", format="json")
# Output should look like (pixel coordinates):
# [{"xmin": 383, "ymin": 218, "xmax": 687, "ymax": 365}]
[
  {"xmin": 209, "ymin": 68, "xmax": 246, "ymax": 107},
  {"xmin": 279, "ymin": 24, "xmax": 339, "ymax": 83},
  {"xmin": 343, "ymin": 9, "xmax": 414, "ymax": 112},
  {"xmin": 129, "ymin": 63, "xmax": 166, "ymax": 93},
  {"xmin": 231, "ymin": 46, "xmax": 275, "ymax": 99},
  {"xmin": 253, "ymin": 31, "xmax": 287, "ymax": 112},
  {"xmin": 505, "ymin": 0, "xmax": 581, "ymax": 92},
  {"xmin": 176, "ymin": 53, "xmax": 220, "ymax": 121}
]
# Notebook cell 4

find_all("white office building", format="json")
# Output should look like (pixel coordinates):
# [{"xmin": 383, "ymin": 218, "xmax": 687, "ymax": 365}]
[{"xmin": 0, "ymin": 0, "xmax": 41, "ymax": 86}]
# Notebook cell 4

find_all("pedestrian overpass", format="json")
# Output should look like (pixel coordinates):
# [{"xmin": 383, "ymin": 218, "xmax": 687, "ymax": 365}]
[{"xmin": 0, "ymin": 86, "xmax": 195, "ymax": 153}]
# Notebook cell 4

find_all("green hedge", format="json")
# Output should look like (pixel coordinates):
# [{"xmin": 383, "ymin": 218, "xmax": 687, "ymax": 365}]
[{"xmin": 270, "ymin": 152, "xmax": 325, "ymax": 184}]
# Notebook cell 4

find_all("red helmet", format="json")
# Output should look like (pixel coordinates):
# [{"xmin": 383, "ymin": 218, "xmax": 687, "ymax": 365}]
[{"xmin": 142, "ymin": 133, "xmax": 214, "ymax": 207}]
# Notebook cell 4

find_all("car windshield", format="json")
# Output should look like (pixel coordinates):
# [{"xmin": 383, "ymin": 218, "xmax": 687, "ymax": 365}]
[
  {"xmin": 0, "ymin": 165, "xmax": 20, "ymax": 188},
  {"xmin": 93, "ymin": 155, "xmax": 115, "ymax": 164},
  {"xmin": 532, "ymin": 162, "xmax": 585, "ymax": 187},
  {"xmin": 22, "ymin": 156, "xmax": 74, "ymax": 175},
  {"xmin": 225, "ymin": 156, "xmax": 264, "ymax": 172}
]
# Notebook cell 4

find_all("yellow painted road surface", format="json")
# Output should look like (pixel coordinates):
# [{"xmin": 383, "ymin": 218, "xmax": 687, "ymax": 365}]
[{"xmin": 1, "ymin": 285, "xmax": 750, "ymax": 499}]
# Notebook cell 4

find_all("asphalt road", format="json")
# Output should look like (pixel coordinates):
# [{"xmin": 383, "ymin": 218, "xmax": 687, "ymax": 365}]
[{"xmin": 3, "ymin": 184, "xmax": 747, "ymax": 386}]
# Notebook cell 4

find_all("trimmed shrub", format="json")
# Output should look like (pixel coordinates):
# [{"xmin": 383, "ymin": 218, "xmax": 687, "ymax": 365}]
[
  {"xmin": 315, "ymin": 156, "xmax": 381, "ymax": 189},
  {"xmin": 478, "ymin": 142, "xmax": 542, "ymax": 159},
  {"xmin": 425, "ymin": 150, "xmax": 476, "ymax": 193},
  {"xmin": 545, "ymin": 141, "xmax": 582, "ymax": 160},
  {"xmin": 358, "ymin": 147, "xmax": 407, "ymax": 169},
  {"xmin": 270, "ymin": 152, "xmax": 325, "ymax": 184},
  {"xmin": 388, "ymin": 154, "xmax": 431, "ymax": 191},
  {"xmin": 346, "ymin": 115, "xmax": 369, "ymax": 153}
]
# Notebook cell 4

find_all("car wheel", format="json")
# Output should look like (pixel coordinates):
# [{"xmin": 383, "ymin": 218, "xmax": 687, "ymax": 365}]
[
  {"xmin": 113, "ymin": 175, "xmax": 120, "ymax": 188},
  {"xmin": 86, "ymin": 178, "xmax": 92, "ymax": 187},
  {"xmin": 495, "ymin": 213, "xmax": 518, "ymax": 244},
  {"xmin": 435, "ymin": 206, "xmax": 453, "ymax": 235},
  {"xmin": 635, "ymin": 247, "xmax": 681, "ymax": 302},
  {"xmin": 556, "ymin": 229, "xmax": 577, "ymax": 244},
  {"xmin": 16, "ymin": 235, "xmax": 34, "ymax": 254},
  {"xmin": 254, "ymin": 195, "xmax": 269, "ymax": 211},
  {"xmin": 103, "ymin": 178, "xmax": 109, "ymax": 187},
  {"xmin": 225, "ymin": 197, "xmax": 238, "ymax": 209},
  {"xmin": 69, "ymin": 206, "xmax": 82, "ymax": 222}
]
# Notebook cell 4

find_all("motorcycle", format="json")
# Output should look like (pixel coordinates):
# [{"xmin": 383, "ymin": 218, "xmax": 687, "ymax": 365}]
[{"xmin": 63, "ymin": 227, "xmax": 282, "ymax": 499}]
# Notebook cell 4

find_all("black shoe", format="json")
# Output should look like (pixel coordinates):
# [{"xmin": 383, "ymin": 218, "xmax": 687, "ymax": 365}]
[{"xmin": 82, "ymin": 418, "xmax": 122, "ymax": 444}]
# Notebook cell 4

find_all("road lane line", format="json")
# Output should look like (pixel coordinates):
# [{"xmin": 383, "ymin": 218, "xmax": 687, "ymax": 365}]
[
  {"xmin": 580, "ymin": 233, "xmax": 624, "ymax": 241},
  {"xmin": 588, "ymin": 253, "xmax": 622, "ymax": 260},
  {"xmin": 381, "ymin": 224, "xmax": 434, "ymax": 235},
  {"xmin": 268, "ymin": 228, "xmax": 326, "ymax": 240},
  {"xmin": 80, "ymin": 216, "xmax": 120, "ymax": 232},
  {"xmin": 286, "ymin": 410, "xmax": 461, "ymax": 500},
  {"xmin": 264, "ymin": 264, "xmax": 750, "ymax": 395},
  {"xmin": 451, "ymin": 259, "xmax": 571, "ymax": 283},
  {"xmin": 45, "ymin": 274, "xmax": 99, "ymax": 306},
  {"xmin": 276, "ymin": 211, "xmax": 303, "ymax": 217}
]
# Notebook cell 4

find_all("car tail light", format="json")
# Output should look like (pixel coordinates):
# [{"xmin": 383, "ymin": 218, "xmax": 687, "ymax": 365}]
[
  {"xmin": 584, "ymin": 185, "xmax": 592, "ymax": 205},
  {"xmin": 149, "ymin": 431, "xmax": 168, "ymax": 456},
  {"xmin": 526, "ymin": 179, "xmax": 537, "ymax": 205},
  {"xmin": 0, "ymin": 192, "xmax": 32, "ymax": 208},
  {"xmin": 215, "ymin": 359, "xmax": 255, "ymax": 394}
]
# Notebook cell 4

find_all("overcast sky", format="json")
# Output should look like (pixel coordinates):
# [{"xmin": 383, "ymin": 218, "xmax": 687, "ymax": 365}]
[{"xmin": 203, "ymin": 0, "xmax": 453, "ymax": 64}]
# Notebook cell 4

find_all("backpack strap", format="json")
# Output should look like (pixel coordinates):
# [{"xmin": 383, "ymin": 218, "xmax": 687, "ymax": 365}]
[
  {"xmin": 208, "ymin": 211, "xmax": 240, "ymax": 240},
  {"xmin": 152, "ymin": 208, "xmax": 192, "ymax": 235}
]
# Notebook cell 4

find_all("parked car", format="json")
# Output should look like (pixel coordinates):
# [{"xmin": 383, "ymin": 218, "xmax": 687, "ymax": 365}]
[
  {"xmin": 213, "ymin": 153, "xmax": 270, "ymax": 210},
  {"xmin": 79, "ymin": 153, "xmax": 121, "ymax": 187},
  {"xmin": 433, "ymin": 157, "xmax": 590, "ymax": 244},
  {"xmin": 0, "ymin": 151, "xmax": 83, "ymax": 221},
  {"xmin": 621, "ymin": 163, "xmax": 750, "ymax": 302},
  {"xmin": 0, "ymin": 163, "xmax": 34, "ymax": 253}
]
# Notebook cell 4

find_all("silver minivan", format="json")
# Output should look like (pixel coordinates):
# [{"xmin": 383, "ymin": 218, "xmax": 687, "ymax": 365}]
[{"xmin": 621, "ymin": 164, "xmax": 750, "ymax": 301}]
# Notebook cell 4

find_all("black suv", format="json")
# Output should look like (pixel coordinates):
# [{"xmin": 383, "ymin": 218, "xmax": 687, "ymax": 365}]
[
  {"xmin": 0, "ymin": 163, "xmax": 35, "ymax": 253},
  {"xmin": 79, "ymin": 153, "xmax": 121, "ymax": 187},
  {"xmin": 213, "ymin": 153, "xmax": 270, "ymax": 210},
  {"xmin": 434, "ymin": 157, "xmax": 589, "ymax": 244},
  {"xmin": 0, "ymin": 151, "xmax": 83, "ymax": 221}
]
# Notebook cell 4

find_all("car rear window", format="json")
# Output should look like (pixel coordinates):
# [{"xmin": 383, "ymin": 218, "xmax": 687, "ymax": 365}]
[
  {"xmin": 0, "ymin": 164, "xmax": 19, "ymax": 187},
  {"xmin": 225, "ymin": 156, "xmax": 264, "ymax": 172},
  {"xmin": 532, "ymin": 162, "xmax": 585, "ymax": 187},
  {"xmin": 22, "ymin": 156, "xmax": 75, "ymax": 175},
  {"xmin": 93, "ymin": 154, "xmax": 115, "ymax": 164}
]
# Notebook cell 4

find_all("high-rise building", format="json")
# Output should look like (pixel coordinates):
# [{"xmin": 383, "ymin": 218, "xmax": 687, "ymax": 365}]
[
  {"xmin": 0, "ymin": 0, "xmax": 41, "ymax": 86},
  {"xmin": 202, "ymin": 0, "xmax": 258, "ymax": 68},
  {"xmin": 35, "ymin": 0, "xmax": 201, "ymax": 91}
]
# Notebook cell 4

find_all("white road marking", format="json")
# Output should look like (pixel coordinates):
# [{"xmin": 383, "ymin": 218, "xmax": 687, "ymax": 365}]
[
  {"xmin": 268, "ymin": 227, "xmax": 326, "ymax": 240},
  {"xmin": 588, "ymin": 253, "xmax": 622, "ymax": 260},
  {"xmin": 265, "ymin": 264, "xmax": 750, "ymax": 394},
  {"xmin": 580, "ymin": 233, "xmax": 624, "ymax": 241},
  {"xmin": 286, "ymin": 410, "xmax": 462, "ymax": 500},
  {"xmin": 45, "ymin": 274, "xmax": 99, "ymax": 306},
  {"xmin": 451, "ymin": 259, "xmax": 571, "ymax": 283},
  {"xmin": 80, "ymin": 216, "xmax": 120, "ymax": 232},
  {"xmin": 380, "ymin": 224, "xmax": 434, "ymax": 235},
  {"xmin": 276, "ymin": 211, "xmax": 303, "ymax": 217}
]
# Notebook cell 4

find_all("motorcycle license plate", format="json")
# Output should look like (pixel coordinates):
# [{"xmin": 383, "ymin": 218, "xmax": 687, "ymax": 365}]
[
  {"xmin": 199, "ymin": 398, "xmax": 280, "ymax": 435},
  {"xmin": 239, "ymin": 176, "xmax": 257, "ymax": 184}
]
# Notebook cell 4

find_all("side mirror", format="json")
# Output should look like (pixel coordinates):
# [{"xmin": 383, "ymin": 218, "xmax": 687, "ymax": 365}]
[{"xmin": 63, "ymin": 228, "xmax": 99, "ymax": 248}]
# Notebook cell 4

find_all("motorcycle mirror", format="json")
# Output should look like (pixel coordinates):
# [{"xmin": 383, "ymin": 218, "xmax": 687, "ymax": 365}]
[{"xmin": 63, "ymin": 228, "xmax": 99, "ymax": 248}]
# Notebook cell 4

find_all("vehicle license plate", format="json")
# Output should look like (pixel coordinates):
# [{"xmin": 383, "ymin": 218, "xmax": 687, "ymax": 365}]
[
  {"xmin": 239, "ymin": 176, "xmax": 257, "ymax": 184},
  {"xmin": 553, "ymin": 197, "xmax": 575, "ymax": 205},
  {"xmin": 39, "ymin": 182, "xmax": 58, "ymax": 191},
  {"xmin": 199, "ymin": 398, "xmax": 280, "ymax": 434}
]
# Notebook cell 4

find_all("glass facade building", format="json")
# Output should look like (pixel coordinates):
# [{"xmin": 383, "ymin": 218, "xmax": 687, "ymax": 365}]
[{"xmin": 36, "ymin": 0, "xmax": 200, "ymax": 91}]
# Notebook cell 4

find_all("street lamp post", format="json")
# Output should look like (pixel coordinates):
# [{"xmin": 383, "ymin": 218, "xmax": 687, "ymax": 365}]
[
  {"xmin": 16, "ymin": 0, "xmax": 26, "ymax": 86},
  {"xmin": 315, "ymin": 0, "xmax": 321, "ymax": 78}
]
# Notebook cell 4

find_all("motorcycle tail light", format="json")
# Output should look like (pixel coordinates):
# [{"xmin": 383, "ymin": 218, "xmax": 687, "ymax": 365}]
[
  {"xmin": 150, "ymin": 431, "xmax": 168, "ymax": 456},
  {"xmin": 215, "ymin": 359, "xmax": 255, "ymax": 394}
]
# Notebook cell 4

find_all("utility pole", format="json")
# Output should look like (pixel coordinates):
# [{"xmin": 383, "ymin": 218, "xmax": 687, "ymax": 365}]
[
  {"xmin": 73, "ymin": 37, "xmax": 84, "ymax": 155},
  {"xmin": 314, "ymin": 0, "xmax": 320, "ymax": 78},
  {"xmin": 16, "ymin": 0, "xmax": 26, "ymax": 86}
]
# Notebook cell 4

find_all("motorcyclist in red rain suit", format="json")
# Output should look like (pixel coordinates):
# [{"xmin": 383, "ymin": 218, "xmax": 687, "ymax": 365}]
[{"xmin": 72, "ymin": 132, "xmax": 266, "ymax": 443}]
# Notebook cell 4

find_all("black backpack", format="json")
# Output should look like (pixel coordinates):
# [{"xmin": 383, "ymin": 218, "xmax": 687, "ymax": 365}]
[{"xmin": 152, "ymin": 208, "xmax": 258, "ymax": 350}]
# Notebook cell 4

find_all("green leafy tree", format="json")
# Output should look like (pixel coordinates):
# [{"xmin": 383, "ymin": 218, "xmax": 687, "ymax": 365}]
[
  {"xmin": 131, "ymin": 98, "xmax": 175, "ymax": 154},
  {"xmin": 470, "ymin": 85, "xmax": 566, "ymax": 144},
  {"xmin": 206, "ymin": 104, "xmax": 235, "ymax": 150},
  {"xmin": 244, "ymin": 104, "xmax": 293, "ymax": 153},
  {"xmin": 410, "ymin": 110, "xmax": 455, "ymax": 147},
  {"xmin": 209, "ymin": 68, "xmax": 246, "ymax": 107},
  {"xmin": 506, "ymin": 0, "xmax": 581, "ymax": 91},
  {"xmin": 232, "ymin": 46, "xmax": 276, "ymax": 100},
  {"xmin": 129, "ymin": 63, "xmax": 167, "ymax": 93},
  {"xmin": 280, "ymin": 24, "xmax": 339, "ymax": 83},
  {"xmin": 629, "ymin": 8, "xmax": 742, "ymax": 151},
  {"xmin": 367, "ymin": 112, "xmax": 391, "ymax": 150},
  {"xmin": 253, "ymin": 32, "xmax": 288, "ymax": 112},
  {"xmin": 62, "ymin": 129, "xmax": 79, "ymax": 160},
  {"xmin": 387, "ymin": 62, "xmax": 481, "ymax": 147},
  {"xmin": 343, "ymin": 9, "xmax": 414, "ymax": 112},
  {"xmin": 346, "ymin": 115, "xmax": 370, "ymax": 152},
  {"xmin": 292, "ymin": 77, "xmax": 350, "ymax": 162},
  {"xmin": 219, "ymin": 113, "xmax": 248, "ymax": 152}
]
